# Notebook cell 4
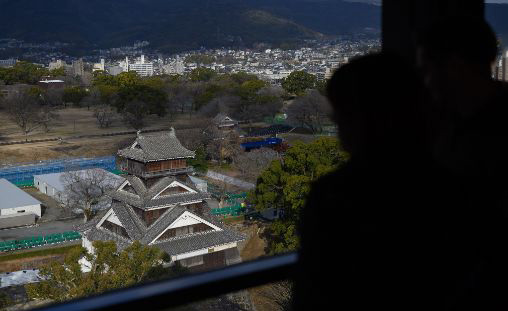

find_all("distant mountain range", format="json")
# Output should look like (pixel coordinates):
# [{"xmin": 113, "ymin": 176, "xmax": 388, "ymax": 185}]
[
  {"xmin": 0, "ymin": 0, "xmax": 506, "ymax": 54},
  {"xmin": 0, "ymin": 0, "xmax": 380, "ymax": 54}
]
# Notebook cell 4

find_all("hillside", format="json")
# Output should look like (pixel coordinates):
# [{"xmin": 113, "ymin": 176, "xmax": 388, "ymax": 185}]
[
  {"xmin": 0, "ymin": 0, "xmax": 380, "ymax": 54},
  {"xmin": 0, "ymin": 0, "xmax": 506, "ymax": 54}
]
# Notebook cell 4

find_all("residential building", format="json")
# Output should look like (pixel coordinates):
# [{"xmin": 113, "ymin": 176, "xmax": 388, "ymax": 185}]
[
  {"xmin": 93, "ymin": 59, "xmax": 105, "ymax": 72},
  {"xmin": 78, "ymin": 129, "xmax": 245, "ymax": 271},
  {"xmin": 128, "ymin": 55, "xmax": 154, "ymax": 77},
  {"xmin": 0, "ymin": 59, "xmax": 16, "ymax": 68}
]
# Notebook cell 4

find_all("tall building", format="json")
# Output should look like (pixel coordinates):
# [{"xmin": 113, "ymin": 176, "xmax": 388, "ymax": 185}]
[
  {"xmin": 494, "ymin": 50, "xmax": 508, "ymax": 82},
  {"xmin": 127, "ymin": 55, "xmax": 154, "ymax": 77},
  {"xmin": 72, "ymin": 59, "xmax": 84, "ymax": 77},
  {"xmin": 0, "ymin": 59, "xmax": 16, "ymax": 68},
  {"xmin": 78, "ymin": 129, "xmax": 245, "ymax": 271},
  {"xmin": 93, "ymin": 59, "xmax": 105, "ymax": 72},
  {"xmin": 48, "ymin": 59, "xmax": 65, "ymax": 70}
]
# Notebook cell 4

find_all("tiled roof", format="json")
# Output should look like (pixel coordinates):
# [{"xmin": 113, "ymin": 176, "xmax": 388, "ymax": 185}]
[
  {"xmin": 79, "ymin": 202, "xmax": 245, "ymax": 257},
  {"xmin": 118, "ymin": 129, "xmax": 195, "ymax": 162},
  {"xmin": 213, "ymin": 113, "xmax": 237, "ymax": 125},
  {"xmin": 81, "ymin": 227, "xmax": 132, "ymax": 251},
  {"xmin": 112, "ymin": 203, "xmax": 144, "ymax": 240},
  {"xmin": 155, "ymin": 229, "xmax": 246, "ymax": 256},
  {"xmin": 140, "ymin": 206, "xmax": 186, "ymax": 244},
  {"xmin": 111, "ymin": 176, "xmax": 211, "ymax": 210}
]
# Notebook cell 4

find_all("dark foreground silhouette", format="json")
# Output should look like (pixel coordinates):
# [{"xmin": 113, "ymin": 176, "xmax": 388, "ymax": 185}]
[{"xmin": 295, "ymin": 24, "xmax": 508, "ymax": 309}]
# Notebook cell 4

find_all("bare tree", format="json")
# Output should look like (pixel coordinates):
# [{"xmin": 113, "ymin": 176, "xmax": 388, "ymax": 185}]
[
  {"xmin": 233, "ymin": 148, "xmax": 278, "ymax": 182},
  {"xmin": 93, "ymin": 105, "xmax": 116, "ymax": 128},
  {"xmin": 203, "ymin": 124, "xmax": 241, "ymax": 164},
  {"xmin": 83, "ymin": 87, "xmax": 101, "ymax": 110},
  {"xmin": 60, "ymin": 168, "xmax": 120, "ymax": 223},
  {"xmin": 287, "ymin": 90, "xmax": 332, "ymax": 134},
  {"xmin": 4, "ymin": 93, "xmax": 45, "ymax": 141},
  {"xmin": 38, "ymin": 107, "xmax": 59, "ymax": 133},
  {"xmin": 198, "ymin": 95, "xmax": 238, "ymax": 118}
]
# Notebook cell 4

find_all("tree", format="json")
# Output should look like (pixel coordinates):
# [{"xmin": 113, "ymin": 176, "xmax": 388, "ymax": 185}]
[
  {"xmin": 4, "ymin": 92, "xmax": 50, "ymax": 140},
  {"xmin": 42, "ymin": 88, "xmax": 64, "ymax": 106},
  {"xmin": 60, "ymin": 169, "xmax": 119, "ymax": 223},
  {"xmin": 93, "ymin": 105, "xmax": 116, "ymax": 128},
  {"xmin": 287, "ymin": 90, "xmax": 332, "ymax": 134},
  {"xmin": 0, "ymin": 61, "xmax": 49, "ymax": 85},
  {"xmin": 187, "ymin": 146, "xmax": 208, "ymax": 174},
  {"xmin": 62, "ymin": 86, "xmax": 88, "ymax": 106},
  {"xmin": 249, "ymin": 137, "xmax": 347, "ymax": 253},
  {"xmin": 121, "ymin": 100, "xmax": 148, "ymax": 130},
  {"xmin": 189, "ymin": 68, "xmax": 217, "ymax": 82},
  {"xmin": 26, "ymin": 241, "xmax": 186, "ymax": 303},
  {"xmin": 281, "ymin": 71, "xmax": 317, "ymax": 96},
  {"xmin": 203, "ymin": 125, "xmax": 241, "ymax": 164},
  {"xmin": 38, "ymin": 106, "xmax": 59, "ymax": 133},
  {"xmin": 115, "ymin": 84, "xmax": 167, "ymax": 117},
  {"xmin": 233, "ymin": 148, "xmax": 278, "ymax": 182}
]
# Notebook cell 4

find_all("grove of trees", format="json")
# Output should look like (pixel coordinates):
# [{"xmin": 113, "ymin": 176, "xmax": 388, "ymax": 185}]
[
  {"xmin": 248, "ymin": 137, "xmax": 348, "ymax": 254},
  {"xmin": 26, "ymin": 241, "xmax": 186, "ymax": 302}
]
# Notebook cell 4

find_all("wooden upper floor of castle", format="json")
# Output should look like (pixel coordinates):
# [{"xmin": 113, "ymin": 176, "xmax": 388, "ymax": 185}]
[{"xmin": 117, "ymin": 128, "xmax": 194, "ymax": 178}]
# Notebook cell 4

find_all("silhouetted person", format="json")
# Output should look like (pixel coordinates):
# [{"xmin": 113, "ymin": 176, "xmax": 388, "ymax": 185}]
[
  {"xmin": 418, "ymin": 17, "xmax": 508, "ymax": 178},
  {"xmin": 416, "ymin": 17, "xmax": 508, "ymax": 309},
  {"xmin": 294, "ymin": 53, "xmax": 444, "ymax": 311}
]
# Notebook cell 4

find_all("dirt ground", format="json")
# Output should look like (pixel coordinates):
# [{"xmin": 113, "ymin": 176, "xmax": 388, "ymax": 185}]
[
  {"xmin": 0, "ymin": 254, "xmax": 64, "ymax": 272},
  {"xmin": 235, "ymin": 223, "xmax": 286, "ymax": 311},
  {"xmin": 22, "ymin": 188, "xmax": 74, "ymax": 222},
  {"xmin": 0, "ymin": 108, "xmax": 208, "ymax": 142},
  {"xmin": 0, "ymin": 110, "xmax": 207, "ymax": 164}
]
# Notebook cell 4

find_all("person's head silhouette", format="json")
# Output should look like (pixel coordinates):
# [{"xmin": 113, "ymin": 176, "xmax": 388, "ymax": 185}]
[
  {"xmin": 417, "ymin": 17, "xmax": 498, "ymax": 103},
  {"xmin": 327, "ymin": 53, "xmax": 421, "ymax": 159}
]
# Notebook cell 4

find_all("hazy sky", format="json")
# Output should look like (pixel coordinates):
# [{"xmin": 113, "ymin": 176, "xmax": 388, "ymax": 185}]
[{"xmin": 486, "ymin": 0, "xmax": 508, "ymax": 3}]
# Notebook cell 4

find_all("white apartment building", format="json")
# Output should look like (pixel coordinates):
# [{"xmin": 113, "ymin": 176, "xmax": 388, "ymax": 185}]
[{"xmin": 127, "ymin": 55, "xmax": 154, "ymax": 77}]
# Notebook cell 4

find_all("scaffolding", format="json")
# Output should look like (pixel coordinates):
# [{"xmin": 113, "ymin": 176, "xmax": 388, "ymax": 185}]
[{"xmin": 0, "ymin": 156, "xmax": 116, "ymax": 186}]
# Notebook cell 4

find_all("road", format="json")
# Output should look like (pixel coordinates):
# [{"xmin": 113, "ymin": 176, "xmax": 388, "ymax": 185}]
[{"xmin": 0, "ymin": 218, "xmax": 82, "ymax": 241}]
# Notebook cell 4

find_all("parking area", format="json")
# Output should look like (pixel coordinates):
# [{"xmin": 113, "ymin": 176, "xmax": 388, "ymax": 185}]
[
  {"xmin": 22, "ymin": 188, "xmax": 75, "ymax": 222},
  {"xmin": 0, "ymin": 218, "xmax": 82, "ymax": 241}
]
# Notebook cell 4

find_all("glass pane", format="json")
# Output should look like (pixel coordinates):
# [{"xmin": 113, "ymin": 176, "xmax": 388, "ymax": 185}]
[
  {"xmin": 486, "ymin": 0, "xmax": 508, "ymax": 80},
  {"xmin": 0, "ymin": 0, "xmax": 380, "ymax": 309}
]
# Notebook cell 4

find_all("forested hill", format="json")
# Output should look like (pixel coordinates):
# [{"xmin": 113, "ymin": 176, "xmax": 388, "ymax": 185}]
[
  {"xmin": 0, "ymin": 0, "xmax": 507, "ymax": 54},
  {"xmin": 0, "ymin": 0, "xmax": 380, "ymax": 54}
]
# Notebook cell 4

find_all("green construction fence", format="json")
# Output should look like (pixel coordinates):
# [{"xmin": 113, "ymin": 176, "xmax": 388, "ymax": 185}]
[{"xmin": 0, "ymin": 231, "xmax": 81, "ymax": 253}]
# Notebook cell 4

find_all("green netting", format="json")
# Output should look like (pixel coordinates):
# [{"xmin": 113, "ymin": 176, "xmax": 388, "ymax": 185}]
[
  {"xmin": 14, "ymin": 181, "xmax": 34, "ymax": 188},
  {"xmin": 111, "ymin": 169, "xmax": 128, "ymax": 175},
  {"xmin": 0, "ymin": 231, "xmax": 82, "ymax": 253}
]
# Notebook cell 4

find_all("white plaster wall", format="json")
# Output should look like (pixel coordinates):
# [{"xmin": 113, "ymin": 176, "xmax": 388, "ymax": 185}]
[
  {"xmin": 1, "ymin": 204, "xmax": 41, "ymax": 217},
  {"xmin": 82, "ymin": 236, "xmax": 95, "ymax": 255},
  {"xmin": 106, "ymin": 212, "xmax": 122, "ymax": 226},
  {"xmin": 172, "ymin": 242, "xmax": 237, "ymax": 261},
  {"xmin": 168, "ymin": 214, "xmax": 201, "ymax": 229}
]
